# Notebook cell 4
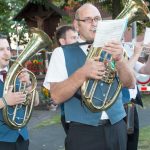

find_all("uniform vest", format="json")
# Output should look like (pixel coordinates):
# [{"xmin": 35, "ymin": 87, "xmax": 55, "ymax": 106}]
[
  {"xmin": 62, "ymin": 43, "xmax": 126, "ymax": 126},
  {"xmin": 122, "ymin": 87, "xmax": 130, "ymax": 104},
  {"xmin": 0, "ymin": 80, "xmax": 29, "ymax": 142}
]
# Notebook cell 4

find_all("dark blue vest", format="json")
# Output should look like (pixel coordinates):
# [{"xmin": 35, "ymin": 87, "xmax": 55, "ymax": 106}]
[
  {"xmin": 122, "ymin": 86, "xmax": 143, "ymax": 106},
  {"xmin": 0, "ymin": 80, "xmax": 29, "ymax": 142},
  {"xmin": 62, "ymin": 43, "xmax": 126, "ymax": 126},
  {"xmin": 122, "ymin": 87, "xmax": 130, "ymax": 104}
]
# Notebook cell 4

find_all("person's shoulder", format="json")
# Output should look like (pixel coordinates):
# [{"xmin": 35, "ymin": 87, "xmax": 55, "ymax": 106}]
[
  {"xmin": 52, "ymin": 46, "xmax": 63, "ymax": 54},
  {"xmin": 53, "ymin": 46, "xmax": 63, "ymax": 51},
  {"xmin": 51, "ymin": 47, "xmax": 64, "ymax": 58},
  {"xmin": 61, "ymin": 42, "xmax": 79, "ymax": 49}
]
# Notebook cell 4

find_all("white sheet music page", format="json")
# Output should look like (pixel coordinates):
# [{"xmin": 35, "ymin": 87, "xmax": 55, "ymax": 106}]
[
  {"xmin": 143, "ymin": 27, "xmax": 150, "ymax": 45},
  {"xmin": 143, "ymin": 27, "xmax": 150, "ymax": 55},
  {"xmin": 122, "ymin": 42, "xmax": 134, "ymax": 57},
  {"xmin": 93, "ymin": 19, "xmax": 128, "ymax": 48}
]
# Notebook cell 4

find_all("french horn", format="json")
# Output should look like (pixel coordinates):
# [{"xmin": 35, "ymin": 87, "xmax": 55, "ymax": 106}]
[
  {"xmin": 2, "ymin": 28, "xmax": 52, "ymax": 129},
  {"xmin": 81, "ymin": 0, "xmax": 150, "ymax": 112}
]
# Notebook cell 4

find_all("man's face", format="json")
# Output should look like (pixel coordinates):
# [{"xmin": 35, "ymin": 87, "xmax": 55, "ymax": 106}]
[
  {"xmin": 65, "ymin": 30, "xmax": 78, "ymax": 45},
  {"xmin": 74, "ymin": 5, "xmax": 101, "ymax": 41},
  {"xmin": 0, "ymin": 39, "xmax": 11, "ymax": 69},
  {"xmin": 59, "ymin": 30, "xmax": 78, "ymax": 45}
]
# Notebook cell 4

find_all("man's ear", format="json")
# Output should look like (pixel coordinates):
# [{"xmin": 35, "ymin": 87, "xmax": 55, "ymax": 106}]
[
  {"xmin": 73, "ymin": 20, "xmax": 79, "ymax": 32},
  {"xmin": 59, "ymin": 38, "xmax": 65, "ymax": 45}
]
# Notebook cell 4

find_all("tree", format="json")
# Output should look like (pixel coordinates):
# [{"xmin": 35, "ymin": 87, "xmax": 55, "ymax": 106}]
[
  {"xmin": 0, "ymin": 0, "xmax": 26, "ymax": 35},
  {"xmin": 1, "ymin": 0, "xmax": 150, "ymax": 44}
]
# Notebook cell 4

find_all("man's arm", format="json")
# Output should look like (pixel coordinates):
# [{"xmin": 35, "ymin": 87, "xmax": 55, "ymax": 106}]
[
  {"xmin": 139, "ymin": 55, "xmax": 150, "ymax": 74},
  {"xmin": 50, "ymin": 68, "xmax": 86, "ymax": 104},
  {"xmin": 128, "ymin": 42, "xmax": 142, "ymax": 68},
  {"xmin": 50, "ymin": 57, "xmax": 106, "ymax": 104},
  {"xmin": 116, "ymin": 58, "xmax": 135, "ymax": 88},
  {"xmin": 103, "ymin": 41, "xmax": 136, "ymax": 88},
  {"xmin": 131, "ymin": 42, "xmax": 150, "ymax": 75}
]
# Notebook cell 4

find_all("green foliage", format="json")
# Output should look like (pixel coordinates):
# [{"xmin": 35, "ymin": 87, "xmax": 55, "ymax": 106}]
[
  {"xmin": 0, "ymin": 0, "xmax": 27, "ymax": 39},
  {"xmin": 141, "ymin": 94, "xmax": 150, "ymax": 108},
  {"xmin": 31, "ymin": 0, "xmax": 53, "ymax": 9},
  {"xmin": 100, "ymin": 0, "xmax": 113, "ymax": 13},
  {"xmin": 39, "ymin": 91, "xmax": 50, "ymax": 105},
  {"xmin": 35, "ymin": 114, "xmax": 61, "ymax": 128},
  {"xmin": 1, "ymin": 0, "xmax": 150, "ymax": 44},
  {"xmin": 62, "ymin": 15, "xmax": 72, "ymax": 24},
  {"xmin": 139, "ymin": 126, "xmax": 150, "ymax": 150},
  {"xmin": 52, "ymin": 0, "xmax": 65, "ymax": 7},
  {"xmin": 138, "ymin": 94, "xmax": 150, "ymax": 149}
]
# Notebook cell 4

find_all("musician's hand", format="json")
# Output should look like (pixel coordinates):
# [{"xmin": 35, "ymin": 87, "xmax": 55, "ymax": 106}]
[
  {"xmin": 18, "ymin": 68, "xmax": 31, "ymax": 87},
  {"xmin": 103, "ymin": 40, "xmax": 124, "ymax": 62},
  {"xmin": 3, "ymin": 86, "xmax": 26, "ymax": 106},
  {"xmin": 81, "ymin": 56, "xmax": 106, "ymax": 80}
]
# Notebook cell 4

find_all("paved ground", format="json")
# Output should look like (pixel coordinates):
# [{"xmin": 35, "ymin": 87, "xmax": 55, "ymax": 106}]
[
  {"xmin": 28, "ymin": 109, "xmax": 65, "ymax": 150},
  {"xmin": 27, "ymin": 104, "xmax": 150, "ymax": 150},
  {"xmin": 138, "ymin": 105, "xmax": 150, "ymax": 128}
]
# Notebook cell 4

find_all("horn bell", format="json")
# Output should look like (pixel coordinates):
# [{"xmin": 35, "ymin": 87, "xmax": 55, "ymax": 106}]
[{"xmin": 2, "ymin": 28, "xmax": 52, "ymax": 129}]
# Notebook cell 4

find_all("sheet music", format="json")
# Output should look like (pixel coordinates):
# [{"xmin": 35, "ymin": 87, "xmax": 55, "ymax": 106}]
[
  {"xmin": 144, "ymin": 27, "xmax": 150, "ymax": 45},
  {"xmin": 142, "ymin": 27, "xmax": 150, "ymax": 55},
  {"xmin": 122, "ymin": 42, "xmax": 134, "ymax": 58},
  {"xmin": 93, "ymin": 19, "xmax": 128, "ymax": 47}
]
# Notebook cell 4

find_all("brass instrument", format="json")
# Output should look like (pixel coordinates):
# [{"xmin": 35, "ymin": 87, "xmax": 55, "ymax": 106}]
[
  {"xmin": 117, "ymin": 0, "xmax": 150, "ymax": 24},
  {"xmin": 81, "ymin": 0, "xmax": 150, "ymax": 112},
  {"xmin": 2, "ymin": 28, "xmax": 52, "ymax": 129}
]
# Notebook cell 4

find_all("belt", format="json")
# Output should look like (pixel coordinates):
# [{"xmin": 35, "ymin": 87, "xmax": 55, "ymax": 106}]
[
  {"xmin": 70, "ymin": 120, "xmax": 111, "ymax": 127},
  {"xmin": 98, "ymin": 119, "xmax": 110, "ymax": 126}
]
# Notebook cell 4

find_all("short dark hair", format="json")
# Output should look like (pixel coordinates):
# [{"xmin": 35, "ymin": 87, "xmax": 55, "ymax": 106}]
[
  {"xmin": 56, "ymin": 25, "xmax": 76, "ymax": 46},
  {"xmin": 0, "ymin": 33, "xmax": 11, "ymax": 47}
]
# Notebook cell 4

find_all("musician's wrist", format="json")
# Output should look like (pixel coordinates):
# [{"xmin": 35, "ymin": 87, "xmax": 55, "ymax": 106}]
[{"xmin": 115, "ymin": 55, "xmax": 124, "ymax": 63}]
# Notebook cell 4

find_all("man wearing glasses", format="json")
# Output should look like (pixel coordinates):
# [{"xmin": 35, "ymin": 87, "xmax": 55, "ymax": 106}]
[{"xmin": 44, "ymin": 3, "xmax": 135, "ymax": 150}]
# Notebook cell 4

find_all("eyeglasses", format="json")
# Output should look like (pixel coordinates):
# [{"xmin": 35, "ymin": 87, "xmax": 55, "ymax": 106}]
[{"xmin": 76, "ymin": 16, "xmax": 101, "ymax": 23}]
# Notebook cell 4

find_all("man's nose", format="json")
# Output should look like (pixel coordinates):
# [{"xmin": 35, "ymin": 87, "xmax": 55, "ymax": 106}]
[{"xmin": 91, "ymin": 20, "xmax": 98, "ymax": 26}]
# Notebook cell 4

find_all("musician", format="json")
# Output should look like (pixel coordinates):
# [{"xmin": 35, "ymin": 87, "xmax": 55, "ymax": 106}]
[
  {"xmin": 0, "ymin": 34, "xmax": 39, "ymax": 150},
  {"xmin": 134, "ymin": 42, "xmax": 150, "ymax": 74},
  {"xmin": 44, "ymin": 3, "xmax": 135, "ymax": 150},
  {"xmin": 124, "ymin": 42, "xmax": 150, "ymax": 150},
  {"xmin": 138, "ymin": 56, "xmax": 150, "ymax": 74},
  {"xmin": 44, "ymin": 25, "xmax": 78, "ymax": 134},
  {"xmin": 56, "ymin": 25, "xmax": 78, "ymax": 46},
  {"xmin": 139, "ymin": 56, "xmax": 150, "ymax": 73}
]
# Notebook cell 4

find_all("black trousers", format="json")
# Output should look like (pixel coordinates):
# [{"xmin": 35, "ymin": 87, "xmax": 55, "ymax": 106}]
[
  {"xmin": 61, "ymin": 115, "xmax": 70, "ymax": 134},
  {"xmin": 65, "ymin": 119, "xmax": 127, "ymax": 150},
  {"xmin": 127, "ymin": 106, "xmax": 139, "ymax": 150},
  {"xmin": 0, "ymin": 135, "xmax": 29, "ymax": 150}
]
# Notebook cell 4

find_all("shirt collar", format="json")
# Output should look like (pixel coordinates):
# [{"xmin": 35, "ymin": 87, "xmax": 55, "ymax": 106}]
[
  {"xmin": 78, "ymin": 37, "xmax": 90, "ymax": 55},
  {"xmin": 78, "ymin": 37, "xmax": 86, "ymax": 43},
  {"xmin": 0, "ymin": 67, "xmax": 8, "ymax": 72},
  {"xmin": 0, "ymin": 67, "xmax": 8, "ymax": 82}
]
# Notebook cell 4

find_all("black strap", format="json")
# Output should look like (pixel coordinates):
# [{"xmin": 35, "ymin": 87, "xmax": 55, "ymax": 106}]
[{"xmin": 74, "ymin": 92, "xmax": 82, "ymax": 100}]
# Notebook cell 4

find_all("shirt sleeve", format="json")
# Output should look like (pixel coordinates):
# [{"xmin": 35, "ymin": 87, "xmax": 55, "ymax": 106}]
[
  {"xmin": 134, "ymin": 61, "xmax": 144, "ymax": 73},
  {"xmin": 129, "ymin": 86, "xmax": 137, "ymax": 99},
  {"xmin": 43, "ymin": 47, "xmax": 68, "ymax": 90}
]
